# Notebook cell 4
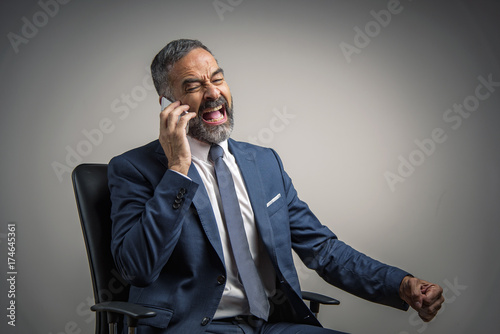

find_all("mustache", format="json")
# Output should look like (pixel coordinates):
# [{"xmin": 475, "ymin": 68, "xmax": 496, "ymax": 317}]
[{"xmin": 198, "ymin": 96, "xmax": 228, "ymax": 113}]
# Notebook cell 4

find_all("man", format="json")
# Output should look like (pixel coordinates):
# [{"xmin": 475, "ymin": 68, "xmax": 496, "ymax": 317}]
[{"xmin": 108, "ymin": 39, "xmax": 444, "ymax": 334}]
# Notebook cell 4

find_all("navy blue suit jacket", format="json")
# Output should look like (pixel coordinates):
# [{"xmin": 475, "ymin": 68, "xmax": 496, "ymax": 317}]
[{"xmin": 108, "ymin": 138, "xmax": 410, "ymax": 333}]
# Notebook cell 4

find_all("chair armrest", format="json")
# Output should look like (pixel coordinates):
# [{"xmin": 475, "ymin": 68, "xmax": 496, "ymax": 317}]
[
  {"xmin": 301, "ymin": 291, "xmax": 340, "ymax": 316},
  {"xmin": 301, "ymin": 291, "xmax": 340, "ymax": 305},
  {"xmin": 91, "ymin": 301, "xmax": 156, "ymax": 328}
]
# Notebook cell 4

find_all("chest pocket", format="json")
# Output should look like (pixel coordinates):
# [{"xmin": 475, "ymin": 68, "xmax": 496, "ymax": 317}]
[{"xmin": 266, "ymin": 193, "xmax": 285, "ymax": 217}]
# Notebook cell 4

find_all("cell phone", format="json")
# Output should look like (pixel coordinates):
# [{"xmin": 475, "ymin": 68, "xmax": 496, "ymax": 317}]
[
  {"xmin": 161, "ymin": 97, "xmax": 189, "ymax": 134},
  {"xmin": 160, "ymin": 96, "xmax": 171, "ymax": 111}
]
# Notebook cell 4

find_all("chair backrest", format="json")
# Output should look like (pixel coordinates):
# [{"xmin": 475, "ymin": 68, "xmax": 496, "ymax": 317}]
[{"xmin": 72, "ymin": 163, "xmax": 129, "ymax": 334}]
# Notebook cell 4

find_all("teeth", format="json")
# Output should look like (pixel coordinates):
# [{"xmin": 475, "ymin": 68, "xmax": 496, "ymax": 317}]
[{"xmin": 203, "ymin": 105, "xmax": 223, "ymax": 113}]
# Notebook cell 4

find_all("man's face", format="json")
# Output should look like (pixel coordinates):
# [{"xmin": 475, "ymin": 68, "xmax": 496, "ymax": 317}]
[{"xmin": 168, "ymin": 48, "xmax": 233, "ymax": 144}]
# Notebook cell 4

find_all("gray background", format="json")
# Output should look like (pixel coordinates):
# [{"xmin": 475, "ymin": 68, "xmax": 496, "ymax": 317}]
[{"xmin": 1, "ymin": 0, "xmax": 499, "ymax": 333}]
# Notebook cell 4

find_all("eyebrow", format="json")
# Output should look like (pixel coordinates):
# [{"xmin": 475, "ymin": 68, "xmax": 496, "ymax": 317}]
[{"xmin": 182, "ymin": 68, "xmax": 224, "ymax": 86}]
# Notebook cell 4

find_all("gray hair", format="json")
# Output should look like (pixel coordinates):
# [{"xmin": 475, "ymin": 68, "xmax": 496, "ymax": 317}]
[{"xmin": 150, "ymin": 39, "xmax": 213, "ymax": 100}]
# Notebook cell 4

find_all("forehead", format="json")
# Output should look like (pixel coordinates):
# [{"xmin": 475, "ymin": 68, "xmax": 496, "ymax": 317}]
[{"xmin": 169, "ymin": 48, "xmax": 219, "ymax": 83}]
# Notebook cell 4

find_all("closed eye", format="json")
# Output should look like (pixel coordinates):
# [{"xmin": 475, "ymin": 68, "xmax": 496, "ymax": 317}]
[{"xmin": 185, "ymin": 85, "xmax": 201, "ymax": 93}]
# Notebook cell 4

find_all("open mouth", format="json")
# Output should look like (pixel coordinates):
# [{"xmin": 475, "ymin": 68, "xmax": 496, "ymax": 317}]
[{"xmin": 201, "ymin": 104, "xmax": 227, "ymax": 125}]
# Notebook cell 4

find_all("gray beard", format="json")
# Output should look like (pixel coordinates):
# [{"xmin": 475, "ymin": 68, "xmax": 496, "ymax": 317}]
[{"xmin": 187, "ymin": 100, "xmax": 234, "ymax": 144}]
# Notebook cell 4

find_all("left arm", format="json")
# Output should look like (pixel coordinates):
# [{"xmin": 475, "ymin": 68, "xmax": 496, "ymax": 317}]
[
  {"xmin": 271, "ymin": 149, "xmax": 445, "ymax": 317},
  {"xmin": 272, "ymin": 149, "xmax": 409, "ymax": 309}
]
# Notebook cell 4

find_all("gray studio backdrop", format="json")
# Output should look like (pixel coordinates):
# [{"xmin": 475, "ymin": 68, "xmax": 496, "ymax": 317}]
[{"xmin": 1, "ymin": 0, "xmax": 499, "ymax": 333}]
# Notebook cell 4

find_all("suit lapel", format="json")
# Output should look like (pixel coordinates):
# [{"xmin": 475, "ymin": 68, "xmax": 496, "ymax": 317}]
[
  {"xmin": 154, "ymin": 141, "xmax": 225, "ymax": 264},
  {"xmin": 228, "ymin": 140, "xmax": 278, "ymax": 265},
  {"xmin": 188, "ymin": 164, "xmax": 225, "ymax": 264}
]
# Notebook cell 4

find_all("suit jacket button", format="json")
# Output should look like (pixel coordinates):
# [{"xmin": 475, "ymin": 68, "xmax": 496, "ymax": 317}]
[
  {"xmin": 217, "ymin": 275, "xmax": 226, "ymax": 285},
  {"xmin": 172, "ymin": 202, "xmax": 181, "ymax": 209},
  {"xmin": 201, "ymin": 317, "xmax": 210, "ymax": 326}
]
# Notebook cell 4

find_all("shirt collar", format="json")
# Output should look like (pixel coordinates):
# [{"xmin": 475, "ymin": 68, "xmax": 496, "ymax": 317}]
[{"xmin": 187, "ymin": 136, "xmax": 229, "ymax": 163}]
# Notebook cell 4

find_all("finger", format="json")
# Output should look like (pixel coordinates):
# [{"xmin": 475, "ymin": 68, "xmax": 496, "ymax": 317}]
[
  {"xmin": 165, "ymin": 104, "xmax": 190, "ymax": 132},
  {"xmin": 160, "ymin": 101, "xmax": 180, "ymax": 128},
  {"xmin": 419, "ymin": 290, "xmax": 444, "ymax": 322},
  {"xmin": 421, "ymin": 284, "xmax": 443, "ymax": 311},
  {"xmin": 420, "ymin": 298, "xmax": 444, "ymax": 322},
  {"xmin": 421, "ymin": 299, "xmax": 442, "ymax": 317},
  {"xmin": 422, "ymin": 291, "xmax": 444, "ymax": 314},
  {"xmin": 160, "ymin": 100, "xmax": 180, "ymax": 116},
  {"xmin": 424, "ymin": 284, "xmax": 443, "ymax": 301},
  {"xmin": 419, "ymin": 311, "xmax": 435, "ymax": 322},
  {"xmin": 159, "ymin": 95, "xmax": 174, "ymax": 110},
  {"xmin": 177, "ymin": 111, "xmax": 196, "ymax": 129}
]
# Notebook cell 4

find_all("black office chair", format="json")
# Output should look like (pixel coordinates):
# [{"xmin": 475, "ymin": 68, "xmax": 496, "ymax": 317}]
[
  {"xmin": 72, "ymin": 163, "xmax": 339, "ymax": 334},
  {"xmin": 72, "ymin": 163, "xmax": 156, "ymax": 334}
]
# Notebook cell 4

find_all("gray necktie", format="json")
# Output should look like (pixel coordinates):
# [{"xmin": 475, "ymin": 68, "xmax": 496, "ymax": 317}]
[{"xmin": 209, "ymin": 144, "xmax": 269, "ymax": 320}]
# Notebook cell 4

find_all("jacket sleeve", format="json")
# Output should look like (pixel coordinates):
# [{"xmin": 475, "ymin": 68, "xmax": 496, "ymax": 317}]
[
  {"xmin": 108, "ymin": 154, "xmax": 199, "ymax": 287},
  {"xmin": 272, "ymin": 149, "xmax": 410, "ymax": 311}
]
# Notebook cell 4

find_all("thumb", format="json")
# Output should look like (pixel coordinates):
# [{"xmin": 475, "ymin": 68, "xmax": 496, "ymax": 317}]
[{"xmin": 413, "ymin": 295, "xmax": 423, "ymax": 309}]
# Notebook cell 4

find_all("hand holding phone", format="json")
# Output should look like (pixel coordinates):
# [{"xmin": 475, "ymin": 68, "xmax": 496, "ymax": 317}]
[
  {"xmin": 159, "ymin": 97, "xmax": 194, "ymax": 175},
  {"xmin": 161, "ymin": 97, "xmax": 189, "ymax": 134}
]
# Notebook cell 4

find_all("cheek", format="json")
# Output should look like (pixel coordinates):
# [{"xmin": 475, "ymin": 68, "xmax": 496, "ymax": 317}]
[
  {"xmin": 179, "ymin": 96, "xmax": 200, "ymax": 113},
  {"xmin": 187, "ymin": 102, "xmax": 200, "ymax": 114},
  {"xmin": 222, "ymin": 86, "xmax": 232, "ymax": 104}
]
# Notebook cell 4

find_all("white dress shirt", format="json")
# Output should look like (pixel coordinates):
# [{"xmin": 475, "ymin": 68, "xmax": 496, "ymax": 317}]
[{"xmin": 187, "ymin": 136, "xmax": 276, "ymax": 319}]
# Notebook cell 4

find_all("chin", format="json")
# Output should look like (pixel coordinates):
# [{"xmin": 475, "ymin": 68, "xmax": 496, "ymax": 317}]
[{"xmin": 189, "ymin": 119, "xmax": 233, "ymax": 144}]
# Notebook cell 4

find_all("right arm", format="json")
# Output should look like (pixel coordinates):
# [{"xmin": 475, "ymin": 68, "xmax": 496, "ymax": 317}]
[
  {"xmin": 109, "ymin": 156, "xmax": 198, "ymax": 287},
  {"xmin": 109, "ymin": 100, "xmax": 198, "ymax": 287}
]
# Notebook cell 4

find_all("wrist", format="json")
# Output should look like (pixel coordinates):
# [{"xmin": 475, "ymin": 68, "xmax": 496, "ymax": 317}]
[
  {"xmin": 168, "ymin": 163, "xmax": 190, "ymax": 176},
  {"xmin": 399, "ymin": 275, "xmax": 412, "ymax": 301}
]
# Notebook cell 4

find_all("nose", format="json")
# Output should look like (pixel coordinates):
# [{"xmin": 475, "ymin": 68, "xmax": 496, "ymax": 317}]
[{"xmin": 204, "ymin": 83, "xmax": 221, "ymax": 101}]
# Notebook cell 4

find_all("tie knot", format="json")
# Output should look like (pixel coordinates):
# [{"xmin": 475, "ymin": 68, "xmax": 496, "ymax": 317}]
[{"xmin": 209, "ymin": 144, "xmax": 224, "ymax": 162}]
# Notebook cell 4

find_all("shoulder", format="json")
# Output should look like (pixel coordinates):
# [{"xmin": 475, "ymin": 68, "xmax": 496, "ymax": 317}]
[
  {"xmin": 109, "ymin": 140, "xmax": 161, "ymax": 165},
  {"xmin": 108, "ymin": 140, "xmax": 166, "ymax": 182},
  {"xmin": 228, "ymin": 138, "xmax": 278, "ymax": 157},
  {"xmin": 228, "ymin": 138, "xmax": 285, "ymax": 170}
]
